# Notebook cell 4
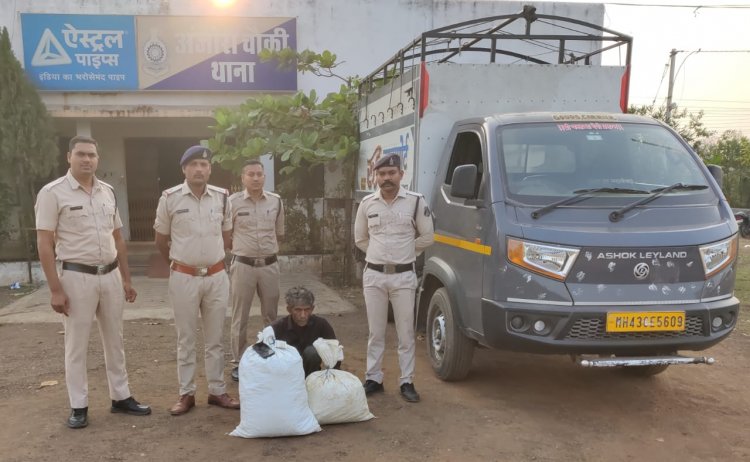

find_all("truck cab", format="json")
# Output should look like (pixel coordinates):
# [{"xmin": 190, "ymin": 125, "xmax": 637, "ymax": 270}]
[{"xmin": 418, "ymin": 112, "xmax": 738, "ymax": 379}]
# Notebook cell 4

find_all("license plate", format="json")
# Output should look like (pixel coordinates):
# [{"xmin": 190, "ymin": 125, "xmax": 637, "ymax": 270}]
[{"xmin": 606, "ymin": 311, "xmax": 686, "ymax": 332}]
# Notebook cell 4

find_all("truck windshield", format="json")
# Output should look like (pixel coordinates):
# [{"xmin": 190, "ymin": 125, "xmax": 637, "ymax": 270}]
[{"xmin": 499, "ymin": 122, "xmax": 709, "ymax": 200}]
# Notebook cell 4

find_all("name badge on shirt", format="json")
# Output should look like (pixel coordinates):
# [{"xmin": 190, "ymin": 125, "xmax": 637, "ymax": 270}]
[
  {"xmin": 175, "ymin": 209, "xmax": 189, "ymax": 214},
  {"xmin": 70, "ymin": 206, "xmax": 83, "ymax": 211},
  {"xmin": 238, "ymin": 211, "xmax": 250, "ymax": 216}
]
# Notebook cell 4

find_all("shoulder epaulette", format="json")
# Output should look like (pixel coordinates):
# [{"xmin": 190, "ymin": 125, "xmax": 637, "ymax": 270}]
[
  {"xmin": 163, "ymin": 184, "xmax": 182, "ymax": 197},
  {"xmin": 266, "ymin": 191, "xmax": 281, "ymax": 199},
  {"xmin": 41, "ymin": 176, "xmax": 66, "ymax": 192},
  {"xmin": 361, "ymin": 192, "xmax": 376, "ymax": 203},
  {"xmin": 228, "ymin": 191, "xmax": 243, "ymax": 201},
  {"xmin": 207, "ymin": 184, "xmax": 229, "ymax": 195},
  {"xmin": 405, "ymin": 190, "xmax": 423, "ymax": 198}
]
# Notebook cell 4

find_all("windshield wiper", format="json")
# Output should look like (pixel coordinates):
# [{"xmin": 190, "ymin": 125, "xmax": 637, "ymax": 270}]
[
  {"xmin": 630, "ymin": 138, "xmax": 681, "ymax": 152},
  {"xmin": 531, "ymin": 187, "xmax": 649, "ymax": 219},
  {"xmin": 609, "ymin": 183, "xmax": 708, "ymax": 222}
]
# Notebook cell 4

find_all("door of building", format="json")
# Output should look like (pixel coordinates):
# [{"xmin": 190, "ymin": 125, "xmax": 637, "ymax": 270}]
[{"xmin": 125, "ymin": 138, "xmax": 235, "ymax": 241}]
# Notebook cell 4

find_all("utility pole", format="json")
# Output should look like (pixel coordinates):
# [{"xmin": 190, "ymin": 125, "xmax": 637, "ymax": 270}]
[{"xmin": 665, "ymin": 48, "xmax": 678, "ymax": 124}]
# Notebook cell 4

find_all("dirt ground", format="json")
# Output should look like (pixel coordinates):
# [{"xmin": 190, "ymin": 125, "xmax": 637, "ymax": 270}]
[{"xmin": 1, "ymin": 280, "xmax": 749, "ymax": 461}]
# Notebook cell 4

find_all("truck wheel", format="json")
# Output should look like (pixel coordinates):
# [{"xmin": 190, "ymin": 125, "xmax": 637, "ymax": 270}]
[
  {"xmin": 426, "ymin": 288, "xmax": 475, "ymax": 381},
  {"xmin": 621, "ymin": 364, "xmax": 669, "ymax": 377}
]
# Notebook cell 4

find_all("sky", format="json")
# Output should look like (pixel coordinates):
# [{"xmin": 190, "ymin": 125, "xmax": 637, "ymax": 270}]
[{"xmin": 572, "ymin": 0, "xmax": 750, "ymax": 137}]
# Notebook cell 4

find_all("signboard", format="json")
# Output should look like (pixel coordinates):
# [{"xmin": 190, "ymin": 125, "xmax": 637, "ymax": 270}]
[
  {"xmin": 20, "ymin": 14, "xmax": 297, "ymax": 92},
  {"xmin": 137, "ymin": 16, "xmax": 296, "ymax": 91},
  {"xmin": 20, "ymin": 14, "xmax": 138, "ymax": 90}
]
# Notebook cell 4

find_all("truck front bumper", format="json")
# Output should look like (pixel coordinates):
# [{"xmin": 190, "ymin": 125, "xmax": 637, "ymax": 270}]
[{"xmin": 478, "ymin": 296, "xmax": 739, "ymax": 354}]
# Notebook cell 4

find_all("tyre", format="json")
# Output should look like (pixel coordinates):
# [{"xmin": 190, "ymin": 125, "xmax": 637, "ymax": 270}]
[
  {"xmin": 620, "ymin": 364, "xmax": 670, "ymax": 377},
  {"xmin": 740, "ymin": 223, "xmax": 750, "ymax": 239},
  {"xmin": 426, "ymin": 288, "xmax": 475, "ymax": 381}
]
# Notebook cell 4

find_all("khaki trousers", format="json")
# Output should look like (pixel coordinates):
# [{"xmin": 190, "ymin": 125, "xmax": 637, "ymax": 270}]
[
  {"xmin": 229, "ymin": 260, "xmax": 280, "ymax": 362},
  {"xmin": 363, "ymin": 268, "xmax": 418, "ymax": 386},
  {"xmin": 59, "ymin": 268, "xmax": 131, "ymax": 409},
  {"xmin": 169, "ymin": 270, "xmax": 229, "ymax": 396}
]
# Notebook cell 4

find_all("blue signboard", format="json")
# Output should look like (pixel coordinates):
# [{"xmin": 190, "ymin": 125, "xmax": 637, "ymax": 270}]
[{"xmin": 20, "ymin": 14, "xmax": 138, "ymax": 91}]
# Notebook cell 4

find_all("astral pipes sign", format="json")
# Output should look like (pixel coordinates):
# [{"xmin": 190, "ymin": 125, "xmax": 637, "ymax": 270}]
[{"xmin": 20, "ymin": 14, "xmax": 297, "ymax": 91}]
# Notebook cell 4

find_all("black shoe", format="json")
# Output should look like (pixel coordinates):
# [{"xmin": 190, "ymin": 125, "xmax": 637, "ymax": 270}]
[
  {"xmin": 400, "ymin": 383, "xmax": 420, "ymax": 403},
  {"xmin": 363, "ymin": 379, "xmax": 384, "ymax": 396},
  {"xmin": 231, "ymin": 367, "xmax": 239, "ymax": 382},
  {"xmin": 111, "ymin": 397, "xmax": 151, "ymax": 416},
  {"xmin": 67, "ymin": 407, "xmax": 88, "ymax": 429}
]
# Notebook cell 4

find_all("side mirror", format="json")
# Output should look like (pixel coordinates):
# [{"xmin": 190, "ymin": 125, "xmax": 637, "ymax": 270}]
[
  {"xmin": 707, "ymin": 164, "xmax": 723, "ymax": 188},
  {"xmin": 450, "ymin": 164, "xmax": 478, "ymax": 199}
]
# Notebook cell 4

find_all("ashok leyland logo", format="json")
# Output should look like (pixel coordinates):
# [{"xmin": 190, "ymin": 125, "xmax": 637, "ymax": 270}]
[
  {"xmin": 633, "ymin": 262, "xmax": 650, "ymax": 280},
  {"xmin": 31, "ymin": 28, "xmax": 72, "ymax": 66}
]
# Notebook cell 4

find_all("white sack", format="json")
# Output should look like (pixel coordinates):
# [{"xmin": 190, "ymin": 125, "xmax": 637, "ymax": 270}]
[
  {"xmin": 305, "ymin": 338, "xmax": 375, "ymax": 425},
  {"xmin": 230, "ymin": 326, "xmax": 321, "ymax": 438}
]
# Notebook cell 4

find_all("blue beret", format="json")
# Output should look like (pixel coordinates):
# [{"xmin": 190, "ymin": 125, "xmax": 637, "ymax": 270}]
[
  {"xmin": 180, "ymin": 146, "xmax": 212, "ymax": 166},
  {"xmin": 374, "ymin": 153, "xmax": 401, "ymax": 170}
]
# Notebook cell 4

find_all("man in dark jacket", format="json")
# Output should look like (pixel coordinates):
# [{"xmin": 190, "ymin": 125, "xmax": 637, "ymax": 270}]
[{"xmin": 271, "ymin": 286, "xmax": 339, "ymax": 376}]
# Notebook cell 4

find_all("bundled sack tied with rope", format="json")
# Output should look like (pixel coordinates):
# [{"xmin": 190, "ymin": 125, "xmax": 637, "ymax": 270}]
[
  {"xmin": 305, "ymin": 338, "xmax": 375, "ymax": 425},
  {"xmin": 230, "ymin": 326, "xmax": 321, "ymax": 438}
]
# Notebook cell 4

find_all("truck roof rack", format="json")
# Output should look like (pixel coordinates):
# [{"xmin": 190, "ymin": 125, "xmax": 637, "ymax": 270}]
[{"xmin": 359, "ymin": 5, "xmax": 633, "ymax": 95}]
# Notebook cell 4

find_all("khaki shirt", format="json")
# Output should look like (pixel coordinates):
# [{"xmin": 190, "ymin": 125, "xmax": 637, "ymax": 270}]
[
  {"xmin": 354, "ymin": 187, "xmax": 434, "ymax": 265},
  {"xmin": 34, "ymin": 170, "xmax": 122, "ymax": 265},
  {"xmin": 229, "ymin": 190, "xmax": 284, "ymax": 257},
  {"xmin": 153, "ymin": 181, "xmax": 232, "ymax": 267}
]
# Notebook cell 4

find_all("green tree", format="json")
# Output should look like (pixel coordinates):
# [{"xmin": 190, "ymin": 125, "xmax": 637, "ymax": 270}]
[
  {"xmin": 208, "ymin": 49, "xmax": 358, "ymax": 180},
  {"xmin": 0, "ymin": 27, "xmax": 58, "ymax": 251},
  {"xmin": 702, "ymin": 130, "xmax": 750, "ymax": 207},
  {"xmin": 628, "ymin": 104, "xmax": 713, "ymax": 153}
]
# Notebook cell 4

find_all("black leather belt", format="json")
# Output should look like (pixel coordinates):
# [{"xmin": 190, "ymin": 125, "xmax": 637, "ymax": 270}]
[
  {"xmin": 366, "ymin": 262, "xmax": 414, "ymax": 274},
  {"xmin": 232, "ymin": 254, "xmax": 278, "ymax": 267},
  {"xmin": 62, "ymin": 260, "xmax": 118, "ymax": 275}
]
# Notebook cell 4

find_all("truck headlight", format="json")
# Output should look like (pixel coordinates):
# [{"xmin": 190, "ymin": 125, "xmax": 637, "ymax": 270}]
[
  {"xmin": 699, "ymin": 235, "xmax": 738, "ymax": 278},
  {"xmin": 507, "ymin": 238, "xmax": 579, "ymax": 281}
]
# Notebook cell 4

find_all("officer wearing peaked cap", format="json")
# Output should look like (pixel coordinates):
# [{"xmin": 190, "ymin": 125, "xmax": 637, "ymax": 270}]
[
  {"xmin": 154, "ymin": 145, "xmax": 240, "ymax": 415},
  {"xmin": 354, "ymin": 152, "xmax": 434, "ymax": 403}
]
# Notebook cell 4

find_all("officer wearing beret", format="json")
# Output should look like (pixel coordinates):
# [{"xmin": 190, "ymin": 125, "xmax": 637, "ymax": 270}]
[
  {"xmin": 354, "ymin": 153, "xmax": 434, "ymax": 403},
  {"xmin": 35, "ymin": 135, "xmax": 151, "ymax": 429},
  {"xmin": 228, "ymin": 159, "xmax": 284, "ymax": 382},
  {"xmin": 154, "ymin": 146, "xmax": 240, "ymax": 415}
]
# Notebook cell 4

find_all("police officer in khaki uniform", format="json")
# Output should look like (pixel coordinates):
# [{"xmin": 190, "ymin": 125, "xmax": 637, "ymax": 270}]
[
  {"xmin": 228, "ymin": 159, "xmax": 284, "ymax": 381},
  {"xmin": 354, "ymin": 153, "xmax": 434, "ymax": 403},
  {"xmin": 35, "ymin": 135, "xmax": 151, "ymax": 429},
  {"xmin": 154, "ymin": 146, "xmax": 240, "ymax": 415}
]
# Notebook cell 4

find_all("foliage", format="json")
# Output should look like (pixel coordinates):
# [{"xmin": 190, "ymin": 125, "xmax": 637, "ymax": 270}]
[
  {"xmin": 0, "ymin": 27, "xmax": 58, "ymax": 241},
  {"xmin": 628, "ymin": 104, "xmax": 713, "ymax": 153},
  {"xmin": 701, "ymin": 130, "xmax": 750, "ymax": 207},
  {"xmin": 208, "ymin": 49, "xmax": 359, "ymax": 178}
]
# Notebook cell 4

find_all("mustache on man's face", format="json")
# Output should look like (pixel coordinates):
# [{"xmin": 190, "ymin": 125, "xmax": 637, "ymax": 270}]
[{"xmin": 381, "ymin": 180, "xmax": 395, "ymax": 187}]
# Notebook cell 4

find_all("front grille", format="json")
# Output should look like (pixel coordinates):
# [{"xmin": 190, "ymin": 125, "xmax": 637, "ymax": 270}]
[{"xmin": 565, "ymin": 315, "xmax": 704, "ymax": 340}]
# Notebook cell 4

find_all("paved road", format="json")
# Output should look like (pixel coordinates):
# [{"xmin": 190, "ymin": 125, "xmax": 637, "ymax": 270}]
[{"xmin": 0, "ymin": 273, "xmax": 355, "ymax": 323}]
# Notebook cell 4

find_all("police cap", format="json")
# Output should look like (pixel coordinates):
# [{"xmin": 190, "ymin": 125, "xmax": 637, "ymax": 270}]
[
  {"xmin": 180, "ymin": 146, "xmax": 212, "ymax": 166},
  {"xmin": 374, "ymin": 153, "xmax": 401, "ymax": 170}
]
